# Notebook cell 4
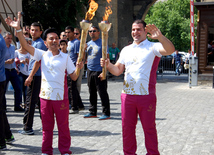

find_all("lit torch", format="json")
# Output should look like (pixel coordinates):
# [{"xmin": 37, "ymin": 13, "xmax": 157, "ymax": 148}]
[
  {"xmin": 76, "ymin": 0, "xmax": 98, "ymax": 76},
  {"xmin": 98, "ymin": 0, "xmax": 112, "ymax": 80}
]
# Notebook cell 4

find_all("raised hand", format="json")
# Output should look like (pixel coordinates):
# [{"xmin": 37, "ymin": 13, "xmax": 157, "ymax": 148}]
[
  {"xmin": 5, "ymin": 11, "xmax": 22, "ymax": 30},
  {"xmin": 145, "ymin": 24, "xmax": 163, "ymax": 40}
]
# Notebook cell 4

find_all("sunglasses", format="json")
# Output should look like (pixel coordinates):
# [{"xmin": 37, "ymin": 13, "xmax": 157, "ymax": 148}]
[
  {"xmin": 74, "ymin": 33, "xmax": 79, "ymax": 35},
  {"xmin": 89, "ymin": 30, "xmax": 97, "ymax": 33}
]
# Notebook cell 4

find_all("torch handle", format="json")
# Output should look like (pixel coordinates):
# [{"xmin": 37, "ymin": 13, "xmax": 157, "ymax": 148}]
[
  {"xmin": 76, "ymin": 30, "xmax": 88, "ymax": 76},
  {"xmin": 101, "ymin": 31, "xmax": 108, "ymax": 80}
]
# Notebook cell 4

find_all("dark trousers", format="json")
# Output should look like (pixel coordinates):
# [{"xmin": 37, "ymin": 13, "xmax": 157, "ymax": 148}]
[
  {"xmin": 87, "ymin": 69, "xmax": 110, "ymax": 116},
  {"xmin": 18, "ymin": 72, "xmax": 28, "ymax": 104},
  {"xmin": 0, "ymin": 81, "xmax": 12, "ymax": 146},
  {"xmin": 23, "ymin": 76, "xmax": 41, "ymax": 131},
  {"xmin": 3, "ymin": 69, "xmax": 22, "ymax": 109},
  {"xmin": 67, "ymin": 76, "xmax": 84, "ymax": 110}
]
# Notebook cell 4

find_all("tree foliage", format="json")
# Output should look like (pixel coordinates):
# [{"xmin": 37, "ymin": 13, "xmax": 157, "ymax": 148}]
[
  {"xmin": 145, "ymin": 0, "xmax": 198, "ymax": 52},
  {"xmin": 22, "ymin": 0, "xmax": 88, "ymax": 32}
]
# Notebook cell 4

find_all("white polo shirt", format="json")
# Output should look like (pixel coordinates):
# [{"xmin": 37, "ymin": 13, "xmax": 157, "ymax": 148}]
[
  {"xmin": 33, "ymin": 48, "xmax": 75, "ymax": 100},
  {"xmin": 117, "ymin": 39, "xmax": 163, "ymax": 95}
]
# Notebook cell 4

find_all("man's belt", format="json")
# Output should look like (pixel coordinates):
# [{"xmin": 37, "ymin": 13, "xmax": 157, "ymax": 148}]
[{"xmin": 5, "ymin": 68, "xmax": 15, "ymax": 71}]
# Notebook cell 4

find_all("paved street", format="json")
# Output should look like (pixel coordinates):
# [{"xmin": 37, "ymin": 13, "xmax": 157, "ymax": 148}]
[{"xmin": 1, "ymin": 74, "xmax": 214, "ymax": 155}]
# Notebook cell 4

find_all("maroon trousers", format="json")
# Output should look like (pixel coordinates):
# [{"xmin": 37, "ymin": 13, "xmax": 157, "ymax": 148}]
[
  {"xmin": 121, "ymin": 93, "xmax": 160, "ymax": 155},
  {"xmin": 41, "ymin": 74, "xmax": 71, "ymax": 155}
]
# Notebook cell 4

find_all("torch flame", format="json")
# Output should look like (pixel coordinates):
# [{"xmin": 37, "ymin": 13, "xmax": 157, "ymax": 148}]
[
  {"xmin": 102, "ymin": 0, "xmax": 112, "ymax": 21},
  {"xmin": 85, "ymin": 0, "xmax": 98, "ymax": 21}
]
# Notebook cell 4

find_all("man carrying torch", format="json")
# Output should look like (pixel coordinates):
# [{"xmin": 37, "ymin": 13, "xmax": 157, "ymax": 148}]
[
  {"xmin": 83, "ymin": 26, "xmax": 111, "ymax": 120},
  {"xmin": 6, "ymin": 12, "xmax": 83, "ymax": 155},
  {"xmin": 100, "ymin": 20, "xmax": 175, "ymax": 155}
]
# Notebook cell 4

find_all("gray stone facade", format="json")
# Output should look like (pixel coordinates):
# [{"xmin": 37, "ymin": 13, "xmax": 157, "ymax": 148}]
[{"xmin": 86, "ymin": 0, "xmax": 157, "ymax": 50}]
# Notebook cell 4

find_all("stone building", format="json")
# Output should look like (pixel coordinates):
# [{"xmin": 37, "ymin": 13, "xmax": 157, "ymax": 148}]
[
  {"xmin": 0, "ymin": 0, "xmax": 157, "ymax": 49},
  {"xmin": 90, "ymin": 0, "xmax": 157, "ymax": 50},
  {"xmin": 0, "ymin": 0, "xmax": 22, "ymax": 44}
]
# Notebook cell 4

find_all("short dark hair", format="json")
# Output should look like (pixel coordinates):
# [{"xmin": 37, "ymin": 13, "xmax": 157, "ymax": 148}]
[
  {"xmin": 42, "ymin": 28, "xmax": 58, "ymax": 40},
  {"xmin": 91, "ymin": 26, "xmax": 100, "ymax": 32},
  {"xmin": 31, "ymin": 22, "xmax": 43, "ymax": 31},
  {"xmin": 60, "ymin": 39, "xmax": 68, "ymax": 45},
  {"xmin": 65, "ymin": 26, "xmax": 74, "ymax": 32},
  {"xmin": 133, "ymin": 20, "xmax": 147, "ymax": 29},
  {"xmin": 74, "ymin": 27, "xmax": 81, "ymax": 32},
  {"xmin": 0, "ymin": 18, "xmax": 1, "ymax": 25}
]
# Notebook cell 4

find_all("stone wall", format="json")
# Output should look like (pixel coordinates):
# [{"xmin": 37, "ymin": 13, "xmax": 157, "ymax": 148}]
[
  {"xmin": 0, "ymin": 0, "xmax": 22, "ymax": 44},
  {"xmin": 81, "ymin": 0, "xmax": 156, "ymax": 50}
]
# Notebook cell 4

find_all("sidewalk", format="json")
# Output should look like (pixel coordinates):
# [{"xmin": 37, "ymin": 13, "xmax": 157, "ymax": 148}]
[{"xmin": 1, "ymin": 74, "xmax": 214, "ymax": 155}]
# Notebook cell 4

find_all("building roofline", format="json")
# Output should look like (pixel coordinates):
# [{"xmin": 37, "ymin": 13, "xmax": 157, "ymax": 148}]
[{"xmin": 194, "ymin": 2, "xmax": 214, "ymax": 6}]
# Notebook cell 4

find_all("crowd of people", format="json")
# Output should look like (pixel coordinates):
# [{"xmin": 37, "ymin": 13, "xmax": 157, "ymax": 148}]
[{"xmin": 0, "ymin": 11, "xmax": 175, "ymax": 155}]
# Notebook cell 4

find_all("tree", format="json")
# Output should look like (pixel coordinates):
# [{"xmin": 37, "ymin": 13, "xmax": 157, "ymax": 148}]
[
  {"xmin": 145, "ymin": 0, "xmax": 198, "ymax": 52},
  {"xmin": 22, "ymin": 0, "xmax": 88, "ymax": 33}
]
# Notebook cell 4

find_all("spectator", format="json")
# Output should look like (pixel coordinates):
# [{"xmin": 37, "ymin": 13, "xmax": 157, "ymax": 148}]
[
  {"xmin": 3, "ymin": 32, "xmax": 23, "ymax": 112},
  {"xmin": 19, "ymin": 22, "xmax": 47, "ymax": 135},
  {"xmin": 60, "ymin": 31, "xmax": 67, "ymax": 40},
  {"xmin": 172, "ymin": 50, "xmax": 183, "ymax": 75},
  {"xmin": 0, "ymin": 18, "xmax": 15, "ymax": 151},
  {"xmin": 15, "ymin": 37, "xmax": 31, "ymax": 105},
  {"xmin": 184, "ymin": 49, "xmax": 191, "ymax": 70},
  {"xmin": 109, "ymin": 43, "xmax": 120, "ymax": 64},
  {"xmin": 84, "ymin": 26, "xmax": 111, "ymax": 120},
  {"xmin": 65, "ymin": 26, "xmax": 84, "ymax": 114},
  {"xmin": 59, "ymin": 39, "xmax": 68, "ymax": 53},
  {"xmin": 5, "ymin": 12, "xmax": 83, "ymax": 154},
  {"xmin": 74, "ymin": 27, "xmax": 81, "ymax": 40},
  {"xmin": 108, "ymin": 43, "xmax": 120, "ymax": 78},
  {"xmin": 100, "ymin": 20, "xmax": 175, "ymax": 154}
]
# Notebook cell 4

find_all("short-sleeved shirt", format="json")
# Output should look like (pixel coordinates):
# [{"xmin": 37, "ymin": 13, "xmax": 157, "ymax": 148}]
[
  {"xmin": 86, "ymin": 38, "xmax": 109, "ymax": 71},
  {"xmin": 173, "ymin": 53, "xmax": 182, "ymax": 63},
  {"xmin": 4, "ymin": 44, "xmax": 16, "ymax": 69},
  {"xmin": 33, "ymin": 49, "xmax": 75, "ymax": 100},
  {"xmin": 117, "ymin": 39, "xmax": 163, "ymax": 95},
  {"xmin": 109, "ymin": 47, "xmax": 120, "ymax": 61},
  {"xmin": 0, "ymin": 34, "xmax": 7, "ymax": 82},
  {"xmin": 185, "ymin": 53, "xmax": 191, "ymax": 64},
  {"xmin": 29, "ymin": 37, "xmax": 47, "ymax": 76},
  {"xmin": 67, "ymin": 38, "xmax": 79, "ymax": 64},
  {"xmin": 15, "ymin": 50, "xmax": 31, "ymax": 75}
]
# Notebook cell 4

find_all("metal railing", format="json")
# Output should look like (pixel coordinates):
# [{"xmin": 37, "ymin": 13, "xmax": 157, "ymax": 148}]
[{"xmin": 157, "ymin": 57, "xmax": 189, "ymax": 75}]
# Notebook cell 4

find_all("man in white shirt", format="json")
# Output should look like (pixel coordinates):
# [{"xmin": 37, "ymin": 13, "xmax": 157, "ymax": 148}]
[
  {"xmin": 6, "ymin": 12, "xmax": 83, "ymax": 155},
  {"xmin": 100, "ymin": 20, "xmax": 175, "ymax": 155}
]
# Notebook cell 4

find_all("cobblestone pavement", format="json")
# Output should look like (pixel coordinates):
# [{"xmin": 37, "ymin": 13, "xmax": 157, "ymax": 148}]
[{"xmin": 1, "ymin": 74, "xmax": 214, "ymax": 155}]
